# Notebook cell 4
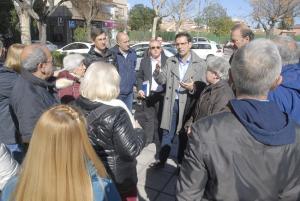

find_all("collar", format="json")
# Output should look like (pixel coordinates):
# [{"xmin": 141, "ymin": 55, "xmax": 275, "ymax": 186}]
[
  {"xmin": 150, "ymin": 55, "xmax": 161, "ymax": 63},
  {"xmin": 20, "ymin": 68, "xmax": 55, "ymax": 89},
  {"xmin": 177, "ymin": 54, "xmax": 191, "ymax": 65}
]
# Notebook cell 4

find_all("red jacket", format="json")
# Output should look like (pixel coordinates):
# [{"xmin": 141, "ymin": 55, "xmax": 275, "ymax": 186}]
[{"xmin": 57, "ymin": 71, "xmax": 81, "ymax": 103}]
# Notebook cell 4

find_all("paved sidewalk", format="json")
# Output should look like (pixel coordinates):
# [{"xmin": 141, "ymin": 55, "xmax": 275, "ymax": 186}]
[{"xmin": 136, "ymin": 138, "xmax": 179, "ymax": 201}]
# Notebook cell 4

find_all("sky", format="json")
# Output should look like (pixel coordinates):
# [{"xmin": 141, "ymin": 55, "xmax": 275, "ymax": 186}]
[{"xmin": 127, "ymin": 0, "xmax": 300, "ymax": 27}]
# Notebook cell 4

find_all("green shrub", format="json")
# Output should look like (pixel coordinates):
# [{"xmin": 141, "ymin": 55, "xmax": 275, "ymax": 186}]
[
  {"xmin": 74, "ymin": 27, "xmax": 88, "ymax": 42},
  {"xmin": 52, "ymin": 51, "xmax": 66, "ymax": 69}
]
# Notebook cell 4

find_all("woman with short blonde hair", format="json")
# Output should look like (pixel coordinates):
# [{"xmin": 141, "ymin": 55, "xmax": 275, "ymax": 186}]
[
  {"xmin": 4, "ymin": 43, "xmax": 25, "ymax": 73},
  {"xmin": 74, "ymin": 62, "xmax": 145, "ymax": 200},
  {"xmin": 80, "ymin": 61, "xmax": 120, "ymax": 101},
  {"xmin": 0, "ymin": 43, "xmax": 25, "ymax": 163},
  {"xmin": 1, "ymin": 105, "xmax": 121, "ymax": 201}
]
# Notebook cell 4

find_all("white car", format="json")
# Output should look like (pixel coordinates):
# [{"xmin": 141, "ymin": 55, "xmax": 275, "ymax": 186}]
[
  {"xmin": 32, "ymin": 40, "xmax": 58, "ymax": 52},
  {"xmin": 56, "ymin": 42, "xmax": 92, "ymax": 55},
  {"xmin": 191, "ymin": 41, "xmax": 223, "ymax": 60}
]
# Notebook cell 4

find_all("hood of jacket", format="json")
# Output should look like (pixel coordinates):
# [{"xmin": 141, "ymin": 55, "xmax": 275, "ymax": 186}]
[
  {"xmin": 230, "ymin": 99, "xmax": 295, "ymax": 146},
  {"xmin": 280, "ymin": 63, "xmax": 300, "ymax": 90}
]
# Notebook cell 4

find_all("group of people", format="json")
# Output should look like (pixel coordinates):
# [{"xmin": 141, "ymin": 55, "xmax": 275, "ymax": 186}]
[{"xmin": 0, "ymin": 22, "xmax": 299, "ymax": 201}]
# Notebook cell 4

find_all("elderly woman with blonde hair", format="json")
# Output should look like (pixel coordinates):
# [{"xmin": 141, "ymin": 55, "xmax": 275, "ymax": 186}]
[
  {"xmin": 73, "ymin": 61, "xmax": 145, "ymax": 201},
  {"xmin": 1, "ymin": 104, "xmax": 121, "ymax": 201}
]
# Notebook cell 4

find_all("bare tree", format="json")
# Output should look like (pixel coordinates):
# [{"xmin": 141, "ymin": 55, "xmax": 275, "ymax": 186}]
[
  {"xmin": 150, "ymin": 0, "xmax": 169, "ymax": 38},
  {"xmin": 12, "ymin": 0, "xmax": 67, "ymax": 44},
  {"xmin": 169, "ymin": 0, "xmax": 195, "ymax": 34},
  {"xmin": 71, "ymin": 0, "xmax": 111, "ymax": 41},
  {"xmin": 250, "ymin": 0, "xmax": 300, "ymax": 37}
]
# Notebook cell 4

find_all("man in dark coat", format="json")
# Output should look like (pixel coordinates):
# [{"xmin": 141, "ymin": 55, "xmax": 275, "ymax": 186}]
[
  {"xmin": 84, "ymin": 27, "xmax": 117, "ymax": 67},
  {"xmin": 136, "ymin": 39, "xmax": 167, "ymax": 150},
  {"xmin": 10, "ymin": 44, "xmax": 58, "ymax": 145},
  {"xmin": 111, "ymin": 32, "xmax": 137, "ymax": 111},
  {"xmin": 177, "ymin": 39, "xmax": 300, "ymax": 200}
]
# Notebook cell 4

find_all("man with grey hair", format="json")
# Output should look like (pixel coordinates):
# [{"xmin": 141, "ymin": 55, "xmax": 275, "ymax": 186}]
[
  {"xmin": 177, "ymin": 39, "xmax": 300, "ymax": 200},
  {"xmin": 10, "ymin": 44, "xmax": 58, "ymax": 145},
  {"xmin": 268, "ymin": 35, "xmax": 300, "ymax": 124}
]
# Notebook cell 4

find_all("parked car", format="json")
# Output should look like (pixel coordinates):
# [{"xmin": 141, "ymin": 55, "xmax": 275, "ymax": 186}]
[
  {"xmin": 192, "ymin": 37, "xmax": 209, "ymax": 43},
  {"xmin": 191, "ymin": 41, "xmax": 223, "ymax": 60},
  {"xmin": 56, "ymin": 42, "xmax": 92, "ymax": 55},
  {"xmin": 32, "ymin": 40, "xmax": 58, "ymax": 52}
]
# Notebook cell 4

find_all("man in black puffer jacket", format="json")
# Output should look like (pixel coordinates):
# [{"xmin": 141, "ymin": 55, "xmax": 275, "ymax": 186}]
[
  {"xmin": 84, "ymin": 27, "xmax": 117, "ymax": 68},
  {"xmin": 72, "ymin": 62, "xmax": 145, "ymax": 200}
]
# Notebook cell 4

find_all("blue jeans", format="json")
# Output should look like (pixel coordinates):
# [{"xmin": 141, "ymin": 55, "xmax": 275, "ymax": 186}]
[
  {"xmin": 161, "ymin": 100, "xmax": 179, "ymax": 147},
  {"xmin": 118, "ymin": 92, "xmax": 133, "ymax": 112},
  {"xmin": 6, "ymin": 144, "xmax": 25, "ymax": 164}
]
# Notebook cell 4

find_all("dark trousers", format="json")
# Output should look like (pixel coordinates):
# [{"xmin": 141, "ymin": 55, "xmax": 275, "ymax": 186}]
[{"xmin": 135, "ymin": 92, "xmax": 164, "ymax": 149}]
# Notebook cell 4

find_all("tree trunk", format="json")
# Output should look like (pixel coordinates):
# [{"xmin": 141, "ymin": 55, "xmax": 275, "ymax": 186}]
[
  {"xmin": 175, "ymin": 21, "xmax": 181, "ymax": 34},
  {"xmin": 86, "ymin": 19, "xmax": 92, "ymax": 42},
  {"xmin": 38, "ymin": 22, "xmax": 47, "ymax": 44},
  {"xmin": 19, "ymin": 10, "xmax": 31, "ymax": 45},
  {"xmin": 151, "ymin": 16, "xmax": 160, "ymax": 39}
]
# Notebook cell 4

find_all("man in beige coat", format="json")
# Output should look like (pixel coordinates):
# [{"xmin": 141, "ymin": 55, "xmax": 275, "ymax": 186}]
[{"xmin": 150, "ymin": 32, "xmax": 207, "ymax": 168}]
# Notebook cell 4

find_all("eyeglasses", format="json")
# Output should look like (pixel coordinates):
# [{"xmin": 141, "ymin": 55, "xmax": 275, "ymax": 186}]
[{"xmin": 150, "ymin": 46, "xmax": 161, "ymax": 50}]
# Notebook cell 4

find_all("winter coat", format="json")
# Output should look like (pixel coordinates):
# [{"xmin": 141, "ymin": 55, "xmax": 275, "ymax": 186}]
[
  {"xmin": 268, "ymin": 63, "xmax": 300, "ymax": 124},
  {"xmin": 10, "ymin": 69, "xmax": 58, "ymax": 142},
  {"xmin": 0, "ymin": 66, "xmax": 18, "ymax": 144},
  {"xmin": 72, "ymin": 96, "xmax": 145, "ymax": 195},
  {"xmin": 177, "ymin": 101, "xmax": 300, "ymax": 201},
  {"xmin": 57, "ymin": 70, "xmax": 80, "ymax": 104},
  {"xmin": 153, "ymin": 51, "xmax": 207, "ymax": 132},
  {"xmin": 84, "ymin": 46, "xmax": 117, "ymax": 68},
  {"xmin": 110, "ymin": 46, "xmax": 137, "ymax": 95},
  {"xmin": 186, "ymin": 80, "xmax": 234, "ymax": 127}
]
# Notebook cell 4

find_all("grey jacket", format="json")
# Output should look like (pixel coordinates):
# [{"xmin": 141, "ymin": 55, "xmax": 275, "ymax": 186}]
[
  {"xmin": 176, "ymin": 111, "xmax": 300, "ymax": 201},
  {"xmin": 153, "ymin": 52, "xmax": 207, "ymax": 132}
]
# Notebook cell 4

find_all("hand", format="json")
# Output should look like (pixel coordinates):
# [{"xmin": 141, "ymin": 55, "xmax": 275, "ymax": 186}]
[
  {"xmin": 179, "ymin": 77, "xmax": 194, "ymax": 91},
  {"xmin": 55, "ymin": 78, "xmax": 74, "ymax": 89},
  {"xmin": 138, "ymin": 90, "xmax": 145, "ymax": 98},
  {"xmin": 187, "ymin": 126, "xmax": 192, "ymax": 136},
  {"xmin": 155, "ymin": 63, "xmax": 160, "ymax": 72}
]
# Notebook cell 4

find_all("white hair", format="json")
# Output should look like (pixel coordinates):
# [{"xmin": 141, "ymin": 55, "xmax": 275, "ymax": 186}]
[
  {"xmin": 80, "ymin": 62, "xmax": 120, "ymax": 101},
  {"xmin": 206, "ymin": 56, "xmax": 230, "ymax": 80},
  {"xmin": 62, "ymin": 54, "xmax": 85, "ymax": 72},
  {"xmin": 272, "ymin": 35, "xmax": 298, "ymax": 65},
  {"xmin": 231, "ymin": 39, "xmax": 282, "ymax": 97}
]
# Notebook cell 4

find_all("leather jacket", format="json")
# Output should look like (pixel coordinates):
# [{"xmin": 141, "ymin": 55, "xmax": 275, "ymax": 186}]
[{"xmin": 73, "ymin": 96, "xmax": 145, "ymax": 194}]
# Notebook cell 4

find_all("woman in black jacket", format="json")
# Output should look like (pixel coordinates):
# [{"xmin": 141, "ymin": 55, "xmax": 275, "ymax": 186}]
[{"xmin": 73, "ymin": 61, "xmax": 145, "ymax": 201}]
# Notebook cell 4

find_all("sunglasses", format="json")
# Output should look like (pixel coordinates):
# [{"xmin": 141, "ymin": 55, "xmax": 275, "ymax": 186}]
[{"xmin": 150, "ymin": 46, "xmax": 161, "ymax": 50}]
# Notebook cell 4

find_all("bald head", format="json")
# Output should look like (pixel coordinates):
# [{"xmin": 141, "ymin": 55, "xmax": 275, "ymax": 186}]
[{"xmin": 116, "ymin": 32, "xmax": 130, "ymax": 52}]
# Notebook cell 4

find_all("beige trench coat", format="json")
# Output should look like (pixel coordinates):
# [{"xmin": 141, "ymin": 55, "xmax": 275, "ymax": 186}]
[{"xmin": 153, "ymin": 51, "xmax": 207, "ymax": 133}]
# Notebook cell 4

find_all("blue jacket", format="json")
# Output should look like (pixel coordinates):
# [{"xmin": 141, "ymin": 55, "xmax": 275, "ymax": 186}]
[
  {"xmin": 268, "ymin": 63, "xmax": 300, "ymax": 124},
  {"xmin": 110, "ymin": 46, "xmax": 137, "ymax": 95},
  {"xmin": 0, "ymin": 65, "xmax": 18, "ymax": 144},
  {"xmin": 0, "ymin": 162, "xmax": 121, "ymax": 201}
]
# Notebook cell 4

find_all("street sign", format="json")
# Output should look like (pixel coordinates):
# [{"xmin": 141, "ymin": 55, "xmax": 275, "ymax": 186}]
[{"xmin": 69, "ymin": 20, "xmax": 76, "ymax": 29}]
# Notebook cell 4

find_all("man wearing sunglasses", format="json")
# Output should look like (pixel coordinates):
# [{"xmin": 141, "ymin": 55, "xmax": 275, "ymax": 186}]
[
  {"xmin": 150, "ymin": 32, "xmax": 207, "ymax": 169},
  {"xmin": 136, "ymin": 39, "xmax": 168, "ymax": 154}
]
